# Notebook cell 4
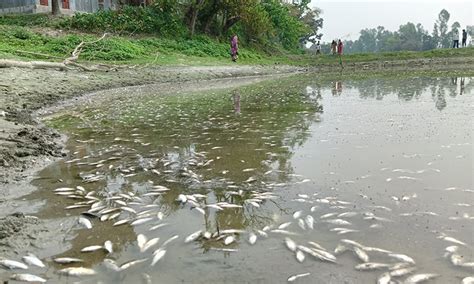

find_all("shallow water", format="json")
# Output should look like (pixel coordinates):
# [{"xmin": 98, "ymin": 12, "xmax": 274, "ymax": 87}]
[{"xmin": 4, "ymin": 75, "xmax": 473, "ymax": 283}]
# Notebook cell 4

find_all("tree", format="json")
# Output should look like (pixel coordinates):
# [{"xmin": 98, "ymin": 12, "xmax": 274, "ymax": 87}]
[
  {"xmin": 52, "ymin": 0, "xmax": 60, "ymax": 15},
  {"xmin": 185, "ymin": 0, "xmax": 206, "ymax": 36},
  {"xmin": 436, "ymin": 9, "xmax": 450, "ymax": 48}
]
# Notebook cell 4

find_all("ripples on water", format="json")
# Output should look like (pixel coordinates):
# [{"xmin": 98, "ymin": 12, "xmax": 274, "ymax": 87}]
[{"xmin": 6, "ymin": 75, "xmax": 473, "ymax": 283}]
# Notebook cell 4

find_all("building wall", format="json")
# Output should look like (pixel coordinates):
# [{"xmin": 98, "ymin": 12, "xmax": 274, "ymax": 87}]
[
  {"xmin": 0, "ymin": 0, "xmax": 115, "ymax": 15},
  {"xmin": 0, "ymin": 0, "xmax": 36, "ymax": 14}
]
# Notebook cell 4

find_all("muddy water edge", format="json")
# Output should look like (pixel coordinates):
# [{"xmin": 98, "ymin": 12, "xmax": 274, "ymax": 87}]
[{"xmin": 1, "ymin": 71, "xmax": 473, "ymax": 283}]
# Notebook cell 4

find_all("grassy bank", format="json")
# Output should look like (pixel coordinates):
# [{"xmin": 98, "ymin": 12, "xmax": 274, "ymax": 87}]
[{"xmin": 0, "ymin": 14, "xmax": 473, "ymax": 67}]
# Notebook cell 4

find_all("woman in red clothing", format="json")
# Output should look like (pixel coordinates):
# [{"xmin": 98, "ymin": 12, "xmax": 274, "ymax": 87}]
[{"xmin": 337, "ymin": 39, "xmax": 343, "ymax": 55}]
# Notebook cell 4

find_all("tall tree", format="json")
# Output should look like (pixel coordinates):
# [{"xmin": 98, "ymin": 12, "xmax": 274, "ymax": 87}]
[{"xmin": 436, "ymin": 9, "xmax": 450, "ymax": 48}]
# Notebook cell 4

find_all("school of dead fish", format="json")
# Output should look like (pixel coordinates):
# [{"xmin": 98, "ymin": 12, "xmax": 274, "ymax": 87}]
[{"xmin": 1, "ymin": 84, "xmax": 472, "ymax": 283}]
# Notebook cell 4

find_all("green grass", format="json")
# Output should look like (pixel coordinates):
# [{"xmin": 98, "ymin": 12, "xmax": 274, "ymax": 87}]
[{"xmin": 0, "ymin": 22, "xmax": 472, "ymax": 67}]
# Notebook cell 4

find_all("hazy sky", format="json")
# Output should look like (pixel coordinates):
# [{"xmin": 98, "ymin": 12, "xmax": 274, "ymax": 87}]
[{"xmin": 311, "ymin": 0, "xmax": 473, "ymax": 42}]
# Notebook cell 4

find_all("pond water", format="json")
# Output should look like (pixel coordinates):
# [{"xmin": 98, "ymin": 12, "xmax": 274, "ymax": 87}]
[{"xmin": 6, "ymin": 75, "xmax": 474, "ymax": 283}]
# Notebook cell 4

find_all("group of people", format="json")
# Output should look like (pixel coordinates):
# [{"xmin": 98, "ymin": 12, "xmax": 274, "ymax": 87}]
[
  {"xmin": 331, "ymin": 40, "xmax": 344, "ymax": 55},
  {"xmin": 452, "ymin": 28, "xmax": 468, "ymax": 48},
  {"xmin": 314, "ymin": 40, "xmax": 344, "ymax": 55}
]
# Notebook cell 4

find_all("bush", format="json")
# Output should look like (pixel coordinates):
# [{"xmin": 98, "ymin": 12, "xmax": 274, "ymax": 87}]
[{"xmin": 59, "ymin": 4, "xmax": 186, "ymax": 37}]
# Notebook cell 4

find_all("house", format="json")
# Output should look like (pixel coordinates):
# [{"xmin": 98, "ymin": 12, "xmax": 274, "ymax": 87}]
[{"xmin": 0, "ymin": 0, "xmax": 117, "ymax": 15}]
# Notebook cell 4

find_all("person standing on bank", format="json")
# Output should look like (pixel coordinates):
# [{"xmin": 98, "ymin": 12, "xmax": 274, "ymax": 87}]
[
  {"xmin": 462, "ymin": 29, "xmax": 467, "ymax": 47},
  {"xmin": 230, "ymin": 35, "xmax": 239, "ymax": 62},
  {"xmin": 331, "ymin": 40, "xmax": 337, "ymax": 55},
  {"xmin": 452, "ymin": 28, "xmax": 459, "ymax": 48}
]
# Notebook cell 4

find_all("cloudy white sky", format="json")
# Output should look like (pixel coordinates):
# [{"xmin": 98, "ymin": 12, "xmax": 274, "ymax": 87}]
[{"xmin": 311, "ymin": 0, "xmax": 473, "ymax": 42}]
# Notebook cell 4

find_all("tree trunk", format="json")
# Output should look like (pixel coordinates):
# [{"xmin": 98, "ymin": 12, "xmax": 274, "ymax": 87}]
[
  {"xmin": 52, "ymin": 0, "xmax": 60, "ymax": 15},
  {"xmin": 222, "ymin": 16, "xmax": 241, "ymax": 35}
]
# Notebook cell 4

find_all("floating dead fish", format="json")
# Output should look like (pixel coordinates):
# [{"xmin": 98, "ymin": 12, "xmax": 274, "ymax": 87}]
[
  {"xmin": 297, "ymin": 218, "xmax": 306, "ymax": 230},
  {"xmin": 78, "ymin": 217, "xmax": 92, "ymax": 229},
  {"xmin": 293, "ymin": 210, "xmax": 303, "ymax": 219},
  {"xmin": 296, "ymin": 250, "xmax": 305, "ymax": 263},
  {"xmin": 403, "ymin": 273, "xmax": 439, "ymax": 283},
  {"xmin": 388, "ymin": 253, "xmax": 415, "ymax": 264},
  {"xmin": 304, "ymin": 215, "xmax": 314, "ymax": 229},
  {"xmin": 142, "ymin": 238, "xmax": 160, "ymax": 253},
  {"xmin": 285, "ymin": 237, "xmax": 297, "ymax": 252},
  {"xmin": 104, "ymin": 241, "xmax": 113, "ymax": 254},
  {"xmin": 149, "ymin": 223, "xmax": 169, "ymax": 231},
  {"xmin": 248, "ymin": 233, "xmax": 257, "ymax": 245},
  {"xmin": 113, "ymin": 219, "xmax": 130, "ymax": 226},
  {"xmin": 22, "ymin": 253, "xmax": 45, "ymax": 268},
  {"xmin": 185, "ymin": 230, "xmax": 202, "ymax": 243},
  {"xmin": 162, "ymin": 235, "xmax": 179, "ymax": 247},
  {"xmin": 120, "ymin": 258, "xmax": 148, "ymax": 270},
  {"xmin": 131, "ymin": 217, "xmax": 154, "ymax": 226},
  {"xmin": 389, "ymin": 267, "xmax": 416, "ymax": 277},
  {"xmin": 10, "ymin": 273, "xmax": 46, "ymax": 283},
  {"xmin": 353, "ymin": 247, "xmax": 369, "ymax": 263},
  {"xmin": 439, "ymin": 235, "xmax": 467, "ymax": 246},
  {"xmin": 462, "ymin": 277, "xmax": 474, "ymax": 284},
  {"xmin": 58, "ymin": 267, "xmax": 96, "ymax": 276},
  {"xmin": 54, "ymin": 187, "xmax": 75, "ymax": 192},
  {"xmin": 53, "ymin": 257, "xmax": 83, "ymax": 264},
  {"xmin": 0, "ymin": 259, "xmax": 28, "ymax": 270},
  {"xmin": 271, "ymin": 229, "xmax": 298, "ymax": 236},
  {"xmin": 81, "ymin": 245, "xmax": 104, "ymax": 252},
  {"xmin": 355, "ymin": 262, "xmax": 390, "ymax": 271},
  {"xmin": 334, "ymin": 244, "xmax": 348, "ymax": 255},
  {"xmin": 324, "ymin": 219, "xmax": 351, "ymax": 226},
  {"xmin": 137, "ymin": 234, "xmax": 147, "ymax": 250},
  {"xmin": 376, "ymin": 272, "xmax": 391, "ymax": 284},
  {"xmin": 224, "ymin": 236, "xmax": 235, "ymax": 245},
  {"xmin": 151, "ymin": 249, "xmax": 166, "ymax": 266},
  {"xmin": 288, "ymin": 272, "xmax": 310, "ymax": 282},
  {"xmin": 278, "ymin": 222, "xmax": 292, "ymax": 230}
]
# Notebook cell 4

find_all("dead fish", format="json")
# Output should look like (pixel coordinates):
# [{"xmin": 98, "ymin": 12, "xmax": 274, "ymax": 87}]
[
  {"xmin": 334, "ymin": 244, "xmax": 348, "ymax": 255},
  {"xmin": 248, "ymin": 233, "xmax": 257, "ymax": 245},
  {"xmin": 10, "ymin": 273, "xmax": 46, "ymax": 283},
  {"xmin": 296, "ymin": 250, "xmax": 305, "ymax": 263},
  {"xmin": 53, "ymin": 257, "xmax": 83, "ymax": 264},
  {"xmin": 120, "ymin": 258, "xmax": 148, "ymax": 270},
  {"xmin": 311, "ymin": 248, "xmax": 337, "ymax": 263},
  {"xmin": 293, "ymin": 210, "xmax": 303, "ymax": 219},
  {"xmin": 462, "ymin": 277, "xmax": 474, "ymax": 284},
  {"xmin": 54, "ymin": 187, "xmax": 75, "ymax": 192},
  {"xmin": 0, "ymin": 259, "xmax": 28, "ymax": 269},
  {"xmin": 440, "ymin": 235, "xmax": 467, "ymax": 246},
  {"xmin": 224, "ymin": 236, "xmax": 235, "ymax": 245},
  {"xmin": 137, "ymin": 234, "xmax": 147, "ymax": 250},
  {"xmin": 353, "ymin": 247, "xmax": 369, "ymax": 263},
  {"xmin": 278, "ymin": 222, "xmax": 292, "ymax": 229},
  {"xmin": 305, "ymin": 215, "xmax": 314, "ymax": 229},
  {"xmin": 388, "ymin": 253, "xmax": 415, "ymax": 264},
  {"xmin": 271, "ymin": 229, "xmax": 298, "ymax": 236},
  {"xmin": 104, "ymin": 241, "xmax": 113, "ymax": 254},
  {"xmin": 58, "ymin": 267, "xmax": 96, "ymax": 276},
  {"xmin": 308, "ymin": 241, "xmax": 324, "ymax": 250},
  {"xmin": 151, "ymin": 249, "xmax": 166, "ymax": 266},
  {"xmin": 325, "ymin": 219, "xmax": 351, "ymax": 226},
  {"xmin": 377, "ymin": 272, "xmax": 391, "ymax": 284},
  {"xmin": 288, "ymin": 272, "xmax": 310, "ymax": 282},
  {"xmin": 389, "ymin": 267, "xmax": 416, "ymax": 277},
  {"xmin": 22, "ymin": 253, "xmax": 45, "ymax": 268},
  {"xmin": 113, "ymin": 219, "xmax": 130, "ymax": 226},
  {"xmin": 403, "ymin": 273, "xmax": 439, "ymax": 283},
  {"xmin": 320, "ymin": 212, "xmax": 338, "ymax": 219},
  {"xmin": 131, "ymin": 217, "xmax": 154, "ymax": 226},
  {"xmin": 142, "ymin": 238, "xmax": 160, "ymax": 253},
  {"xmin": 185, "ymin": 230, "xmax": 202, "ymax": 243},
  {"xmin": 355, "ymin": 262, "xmax": 390, "ymax": 271},
  {"xmin": 81, "ymin": 245, "xmax": 104, "ymax": 252},
  {"xmin": 297, "ymin": 218, "xmax": 306, "ymax": 230},
  {"xmin": 285, "ymin": 237, "xmax": 297, "ymax": 252},
  {"xmin": 162, "ymin": 235, "xmax": 179, "ymax": 247},
  {"xmin": 78, "ymin": 217, "xmax": 92, "ymax": 229},
  {"xmin": 149, "ymin": 223, "xmax": 169, "ymax": 231}
]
